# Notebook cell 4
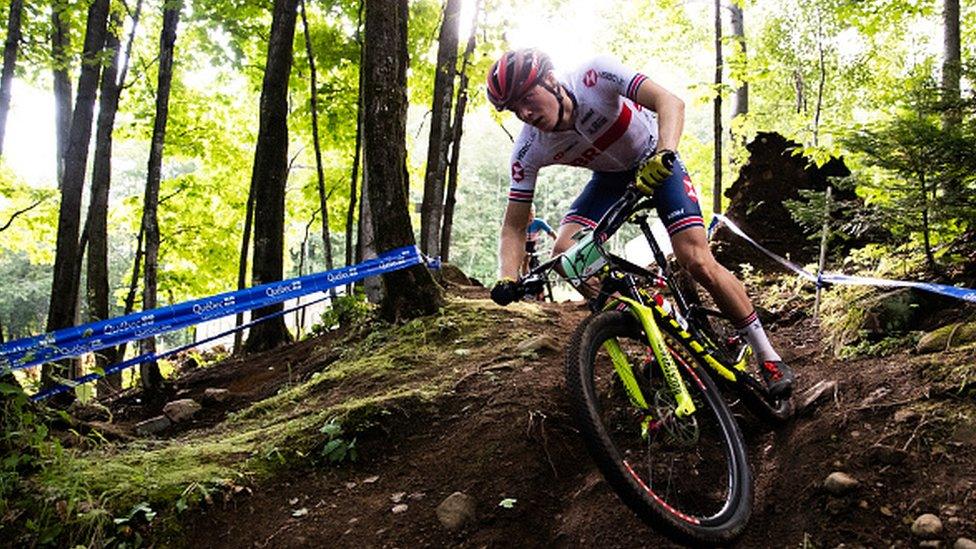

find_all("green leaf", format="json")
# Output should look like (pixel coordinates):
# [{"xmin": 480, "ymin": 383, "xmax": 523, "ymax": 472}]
[{"xmin": 498, "ymin": 498, "xmax": 517, "ymax": 509}]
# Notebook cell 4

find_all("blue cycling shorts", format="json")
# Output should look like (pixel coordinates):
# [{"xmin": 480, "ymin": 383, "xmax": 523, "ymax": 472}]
[{"xmin": 562, "ymin": 155, "xmax": 704, "ymax": 237}]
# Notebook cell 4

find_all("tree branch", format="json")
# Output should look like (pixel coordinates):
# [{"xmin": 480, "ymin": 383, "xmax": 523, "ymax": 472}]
[{"xmin": 0, "ymin": 197, "xmax": 46, "ymax": 233}]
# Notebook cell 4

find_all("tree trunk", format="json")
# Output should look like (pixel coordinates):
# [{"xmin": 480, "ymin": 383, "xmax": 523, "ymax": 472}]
[
  {"xmin": 346, "ymin": 0, "xmax": 364, "ymax": 296},
  {"xmin": 440, "ymin": 0, "xmax": 479, "ymax": 263},
  {"xmin": 942, "ymin": 0, "xmax": 960, "ymax": 129},
  {"xmin": 139, "ymin": 0, "xmax": 182, "ymax": 391},
  {"xmin": 233, "ymin": 176, "xmax": 256, "ymax": 353},
  {"xmin": 42, "ymin": 0, "xmax": 110, "ymax": 390},
  {"xmin": 712, "ymin": 0, "xmax": 722, "ymax": 214},
  {"xmin": 364, "ymin": 0, "xmax": 443, "ymax": 322},
  {"xmin": 813, "ymin": 8, "xmax": 826, "ymax": 147},
  {"xmin": 89, "ymin": 10, "xmax": 123, "ymax": 394},
  {"xmin": 50, "ymin": 0, "xmax": 73, "ymax": 187},
  {"xmin": 114, "ymin": 223, "xmax": 145, "ymax": 365},
  {"xmin": 919, "ymin": 172, "xmax": 936, "ymax": 271},
  {"xmin": 90, "ymin": 0, "xmax": 142, "ymax": 395},
  {"xmin": 419, "ymin": 0, "xmax": 461, "ymax": 256},
  {"xmin": 244, "ymin": 0, "xmax": 299, "ymax": 352},
  {"xmin": 0, "ymin": 0, "xmax": 24, "ymax": 158},
  {"xmin": 729, "ymin": 2, "xmax": 747, "ymax": 119},
  {"xmin": 300, "ymin": 0, "xmax": 334, "ymax": 273}
]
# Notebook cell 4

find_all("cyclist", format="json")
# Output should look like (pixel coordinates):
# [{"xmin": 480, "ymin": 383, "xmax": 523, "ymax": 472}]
[
  {"xmin": 486, "ymin": 49, "xmax": 794, "ymax": 397},
  {"xmin": 523, "ymin": 205, "xmax": 557, "ymax": 276}
]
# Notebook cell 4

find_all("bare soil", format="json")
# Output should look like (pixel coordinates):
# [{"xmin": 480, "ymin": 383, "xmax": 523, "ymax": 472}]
[{"xmin": 133, "ymin": 287, "xmax": 974, "ymax": 548}]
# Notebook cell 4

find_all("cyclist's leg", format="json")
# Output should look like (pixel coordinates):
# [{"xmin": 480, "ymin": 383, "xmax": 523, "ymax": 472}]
[{"xmin": 657, "ymin": 156, "xmax": 793, "ymax": 394}]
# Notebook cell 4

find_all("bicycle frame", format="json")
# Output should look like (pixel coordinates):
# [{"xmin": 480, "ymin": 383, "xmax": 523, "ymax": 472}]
[{"xmin": 520, "ymin": 188, "xmax": 768, "ymax": 420}]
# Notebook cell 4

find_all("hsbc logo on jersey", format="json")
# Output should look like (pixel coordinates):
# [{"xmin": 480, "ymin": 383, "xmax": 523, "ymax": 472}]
[
  {"xmin": 512, "ymin": 161, "xmax": 525, "ymax": 182},
  {"xmin": 683, "ymin": 174, "xmax": 699, "ymax": 203},
  {"xmin": 583, "ymin": 69, "xmax": 598, "ymax": 87}
]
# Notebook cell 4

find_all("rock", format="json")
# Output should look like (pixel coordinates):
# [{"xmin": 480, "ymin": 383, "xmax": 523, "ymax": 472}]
[
  {"xmin": 919, "ymin": 542, "xmax": 942, "ymax": 549},
  {"xmin": 893, "ymin": 409, "xmax": 920, "ymax": 423},
  {"xmin": 162, "ymin": 398, "xmax": 202, "ymax": 423},
  {"xmin": 68, "ymin": 400, "xmax": 112, "ymax": 422},
  {"xmin": 797, "ymin": 380, "xmax": 838, "ymax": 414},
  {"xmin": 391, "ymin": 504, "xmax": 408, "ymax": 514},
  {"xmin": 516, "ymin": 336, "xmax": 559, "ymax": 354},
  {"xmin": 917, "ymin": 321, "xmax": 976, "ymax": 353},
  {"xmin": 954, "ymin": 538, "xmax": 976, "ymax": 549},
  {"xmin": 823, "ymin": 472, "xmax": 859, "ymax": 495},
  {"xmin": 911, "ymin": 513, "xmax": 943, "ymax": 538},
  {"xmin": 862, "ymin": 445, "xmax": 908, "ymax": 466},
  {"xmin": 203, "ymin": 388, "xmax": 230, "ymax": 404},
  {"xmin": 436, "ymin": 263, "xmax": 475, "ymax": 286},
  {"xmin": 134, "ymin": 415, "xmax": 172, "ymax": 436},
  {"xmin": 436, "ymin": 492, "xmax": 477, "ymax": 531}
]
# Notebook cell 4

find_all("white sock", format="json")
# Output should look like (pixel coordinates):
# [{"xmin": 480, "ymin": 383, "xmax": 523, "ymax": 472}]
[{"xmin": 734, "ymin": 311, "xmax": 782, "ymax": 363}]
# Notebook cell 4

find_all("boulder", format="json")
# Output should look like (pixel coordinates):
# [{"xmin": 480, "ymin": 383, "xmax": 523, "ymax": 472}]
[
  {"xmin": 203, "ymin": 388, "xmax": 231, "ymax": 404},
  {"xmin": 436, "ymin": 492, "xmax": 477, "ymax": 531},
  {"xmin": 134, "ymin": 415, "xmax": 172, "ymax": 436},
  {"xmin": 162, "ymin": 398, "xmax": 202, "ymax": 423},
  {"xmin": 917, "ymin": 321, "xmax": 976, "ymax": 353}
]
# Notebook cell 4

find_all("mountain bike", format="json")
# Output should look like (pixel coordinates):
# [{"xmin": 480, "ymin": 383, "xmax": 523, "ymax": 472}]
[
  {"xmin": 511, "ymin": 186, "xmax": 794, "ymax": 546},
  {"xmin": 523, "ymin": 245, "xmax": 554, "ymax": 302}
]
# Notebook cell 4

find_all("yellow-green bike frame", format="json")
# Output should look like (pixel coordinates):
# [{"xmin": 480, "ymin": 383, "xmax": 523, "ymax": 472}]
[{"xmin": 602, "ymin": 295, "xmax": 754, "ymax": 420}]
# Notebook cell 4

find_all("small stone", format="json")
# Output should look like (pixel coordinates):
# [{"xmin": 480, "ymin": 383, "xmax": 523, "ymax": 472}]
[
  {"xmin": 291, "ymin": 508, "xmax": 308, "ymax": 518},
  {"xmin": 893, "ymin": 409, "xmax": 919, "ymax": 423},
  {"xmin": 436, "ymin": 491, "xmax": 477, "ymax": 531},
  {"xmin": 824, "ymin": 472, "xmax": 859, "ymax": 495},
  {"xmin": 345, "ymin": 482, "xmax": 357, "ymax": 489},
  {"xmin": 919, "ymin": 542, "xmax": 941, "ymax": 549},
  {"xmin": 408, "ymin": 492, "xmax": 426, "ymax": 500},
  {"xmin": 362, "ymin": 476, "xmax": 379, "ymax": 484},
  {"xmin": 348, "ymin": 518, "xmax": 359, "ymax": 524},
  {"xmin": 954, "ymin": 538, "xmax": 976, "ymax": 549},
  {"xmin": 859, "ymin": 500, "xmax": 869, "ymax": 509},
  {"xmin": 134, "ymin": 415, "xmax": 172, "ymax": 436},
  {"xmin": 863, "ymin": 445, "xmax": 908, "ymax": 466},
  {"xmin": 880, "ymin": 506, "xmax": 894, "ymax": 517},
  {"xmin": 391, "ymin": 492, "xmax": 406, "ymax": 503},
  {"xmin": 391, "ymin": 504, "xmax": 408, "ymax": 514},
  {"xmin": 797, "ymin": 380, "xmax": 838, "ymax": 413},
  {"xmin": 516, "ymin": 336, "xmax": 560, "ymax": 354},
  {"xmin": 203, "ymin": 388, "xmax": 230, "ymax": 403},
  {"xmin": 162, "ymin": 398, "xmax": 202, "ymax": 423},
  {"xmin": 911, "ymin": 513, "xmax": 943, "ymax": 539}
]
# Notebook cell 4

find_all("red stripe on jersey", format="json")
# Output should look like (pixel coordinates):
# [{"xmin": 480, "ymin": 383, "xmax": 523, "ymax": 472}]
[{"xmin": 592, "ymin": 103, "xmax": 633, "ymax": 151}]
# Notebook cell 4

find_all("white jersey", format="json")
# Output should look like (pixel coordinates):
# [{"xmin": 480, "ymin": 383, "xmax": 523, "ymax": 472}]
[{"xmin": 507, "ymin": 55, "xmax": 659, "ymax": 204}]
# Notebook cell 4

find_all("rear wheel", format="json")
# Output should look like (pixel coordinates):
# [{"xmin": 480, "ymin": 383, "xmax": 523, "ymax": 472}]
[{"xmin": 565, "ymin": 310, "xmax": 752, "ymax": 546}]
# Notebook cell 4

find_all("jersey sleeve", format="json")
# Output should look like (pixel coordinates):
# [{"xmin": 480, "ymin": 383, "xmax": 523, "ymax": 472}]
[
  {"xmin": 583, "ymin": 55, "xmax": 648, "ymax": 102},
  {"xmin": 507, "ymin": 127, "xmax": 540, "ymax": 204}
]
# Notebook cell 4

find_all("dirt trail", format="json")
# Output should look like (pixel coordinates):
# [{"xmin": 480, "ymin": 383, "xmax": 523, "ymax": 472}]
[{"xmin": 172, "ymin": 292, "xmax": 975, "ymax": 548}]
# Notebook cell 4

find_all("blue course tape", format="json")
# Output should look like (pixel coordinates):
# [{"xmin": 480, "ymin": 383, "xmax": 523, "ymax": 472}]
[
  {"xmin": 30, "ymin": 294, "xmax": 333, "ymax": 401},
  {"xmin": 710, "ymin": 214, "xmax": 976, "ymax": 303},
  {"xmin": 1, "ymin": 246, "xmax": 426, "ymax": 374}
]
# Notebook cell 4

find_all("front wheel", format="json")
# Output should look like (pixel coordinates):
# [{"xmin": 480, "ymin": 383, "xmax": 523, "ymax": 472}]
[{"xmin": 565, "ymin": 310, "xmax": 753, "ymax": 546}]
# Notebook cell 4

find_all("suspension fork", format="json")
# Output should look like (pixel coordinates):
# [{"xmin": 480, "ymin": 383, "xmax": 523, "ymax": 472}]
[{"xmin": 604, "ymin": 296, "xmax": 696, "ymax": 418}]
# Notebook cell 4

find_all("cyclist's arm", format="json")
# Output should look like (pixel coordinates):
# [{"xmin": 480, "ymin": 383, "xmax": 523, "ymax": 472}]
[
  {"xmin": 500, "ymin": 201, "xmax": 532, "ymax": 280},
  {"xmin": 634, "ymin": 78, "xmax": 684, "ymax": 152}
]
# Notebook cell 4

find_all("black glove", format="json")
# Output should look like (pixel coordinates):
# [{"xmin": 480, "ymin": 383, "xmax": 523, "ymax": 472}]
[{"xmin": 491, "ymin": 278, "xmax": 520, "ymax": 306}]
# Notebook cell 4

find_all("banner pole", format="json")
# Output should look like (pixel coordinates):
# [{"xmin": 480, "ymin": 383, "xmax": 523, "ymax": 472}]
[{"xmin": 814, "ymin": 184, "xmax": 832, "ymax": 321}]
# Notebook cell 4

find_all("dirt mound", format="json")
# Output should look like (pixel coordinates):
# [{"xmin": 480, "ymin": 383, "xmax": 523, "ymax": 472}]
[
  {"xmin": 712, "ymin": 132, "xmax": 859, "ymax": 272},
  {"xmin": 168, "ymin": 293, "xmax": 976, "ymax": 548}
]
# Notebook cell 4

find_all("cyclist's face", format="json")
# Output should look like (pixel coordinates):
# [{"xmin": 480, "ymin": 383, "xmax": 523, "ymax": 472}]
[{"xmin": 510, "ymin": 85, "xmax": 558, "ymax": 131}]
